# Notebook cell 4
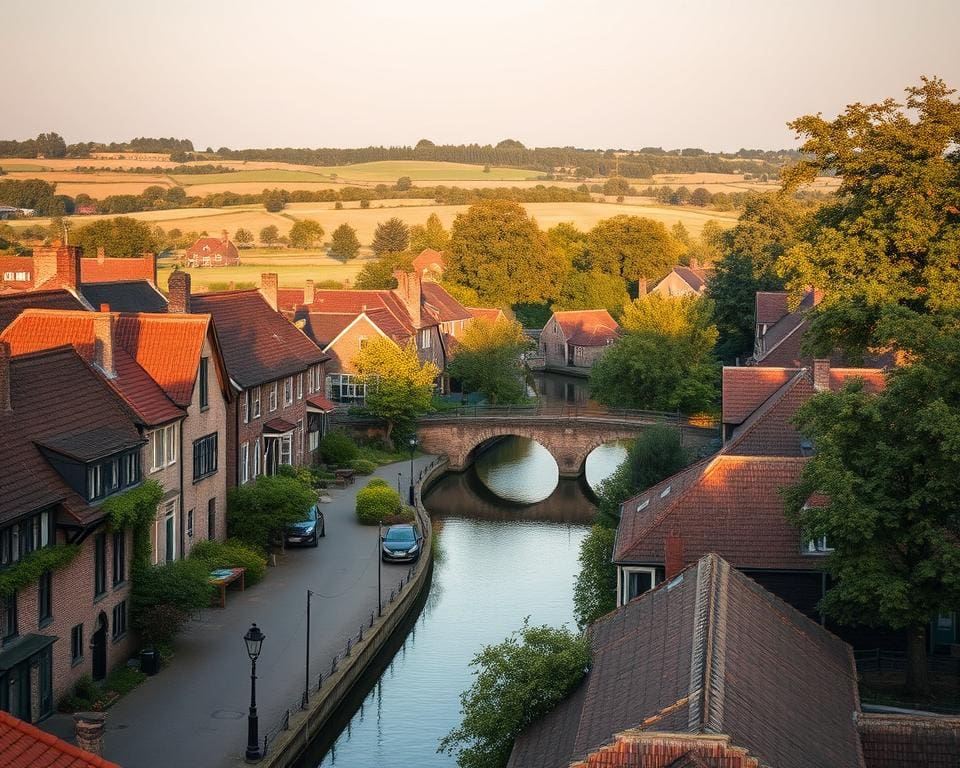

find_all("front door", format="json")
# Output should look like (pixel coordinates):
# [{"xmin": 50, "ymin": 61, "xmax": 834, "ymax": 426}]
[
  {"xmin": 566, "ymin": 344, "xmax": 574, "ymax": 366},
  {"xmin": 265, "ymin": 437, "xmax": 279, "ymax": 475},
  {"xmin": 92, "ymin": 613, "xmax": 107, "ymax": 681},
  {"xmin": 6, "ymin": 664, "xmax": 30, "ymax": 721}
]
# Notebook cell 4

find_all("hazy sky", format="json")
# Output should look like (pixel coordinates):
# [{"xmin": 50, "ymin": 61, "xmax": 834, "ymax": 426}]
[{"xmin": 6, "ymin": 0, "xmax": 958, "ymax": 152}]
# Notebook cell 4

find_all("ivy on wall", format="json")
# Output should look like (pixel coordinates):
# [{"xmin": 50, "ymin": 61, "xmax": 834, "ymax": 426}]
[
  {"xmin": 0, "ymin": 544, "xmax": 80, "ymax": 598},
  {"xmin": 102, "ymin": 479, "xmax": 163, "ymax": 577}
]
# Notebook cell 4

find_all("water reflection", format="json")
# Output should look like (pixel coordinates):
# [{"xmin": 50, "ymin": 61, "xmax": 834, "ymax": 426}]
[
  {"xmin": 474, "ymin": 436, "xmax": 559, "ymax": 503},
  {"xmin": 585, "ymin": 440, "xmax": 629, "ymax": 490},
  {"xmin": 532, "ymin": 370, "xmax": 597, "ymax": 408}
]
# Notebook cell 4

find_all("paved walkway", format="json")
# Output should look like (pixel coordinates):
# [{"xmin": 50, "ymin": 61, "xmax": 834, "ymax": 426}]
[{"xmin": 41, "ymin": 456, "xmax": 435, "ymax": 768}]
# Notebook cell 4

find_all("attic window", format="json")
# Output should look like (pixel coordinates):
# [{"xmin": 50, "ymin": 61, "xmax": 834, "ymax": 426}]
[
  {"xmin": 636, "ymin": 499, "xmax": 649, "ymax": 512},
  {"xmin": 659, "ymin": 485, "xmax": 672, "ymax": 498}
]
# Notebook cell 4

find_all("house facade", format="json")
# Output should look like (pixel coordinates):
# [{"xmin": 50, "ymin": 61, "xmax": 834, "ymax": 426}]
[
  {"xmin": 183, "ymin": 232, "xmax": 240, "ymax": 268},
  {"xmin": 0, "ymin": 244, "xmax": 158, "ymax": 297},
  {"xmin": 649, "ymin": 260, "xmax": 713, "ymax": 297},
  {"xmin": 538, "ymin": 309, "xmax": 619, "ymax": 369}
]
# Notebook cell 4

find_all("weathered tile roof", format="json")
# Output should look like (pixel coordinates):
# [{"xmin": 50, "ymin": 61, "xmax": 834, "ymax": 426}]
[
  {"xmin": 552, "ymin": 309, "xmax": 620, "ymax": 347},
  {"xmin": 857, "ymin": 713, "xmax": 960, "ymax": 768},
  {"xmin": 755, "ymin": 292, "xmax": 790, "ymax": 326},
  {"xmin": 306, "ymin": 393, "xmax": 335, "ymax": 412},
  {"xmin": 191, "ymin": 290, "xmax": 326, "ymax": 389},
  {"xmin": 0, "ymin": 346, "xmax": 143, "ymax": 526},
  {"xmin": 411, "ymin": 248, "xmax": 445, "ymax": 273},
  {"xmin": 80, "ymin": 254, "xmax": 156, "ymax": 285},
  {"xmin": 613, "ymin": 455, "xmax": 816, "ymax": 569},
  {"xmin": 421, "ymin": 281, "xmax": 472, "ymax": 322},
  {"xmin": 81, "ymin": 280, "xmax": 168, "ymax": 314},
  {"xmin": 185, "ymin": 236, "xmax": 239, "ymax": 262},
  {"xmin": 0, "ymin": 710, "xmax": 122, "ymax": 768},
  {"xmin": 671, "ymin": 265, "xmax": 713, "ymax": 294},
  {"xmin": 721, "ymin": 366, "xmax": 800, "ymax": 425},
  {"xmin": 302, "ymin": 312, "xmax": 363, "ymax": 347},
  {"xmin": 508, "ymin": 554, "xmax": 865, "ymax": 768},
  {"xmin": 0, "ymin": 310, "xmax": 185, "ymax": 426},
  {"xmin": 467, "ymin": 307, "xmax": 506, "ymax": 323},
  {"xmin": 0, "ymin": 288, "xmax": 86, "ymax": 332},
  {"xmin": 571, "ymin": 733, "xmax": 760, "ymax": 767}
]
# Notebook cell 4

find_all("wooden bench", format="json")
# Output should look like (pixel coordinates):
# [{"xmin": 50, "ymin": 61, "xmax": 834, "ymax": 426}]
[
  {"xmin": 334, "ymin": 468, "xmax": 356, "ymax": 487},
  {"xmin": 209, "ymin": 567, "xmax": 245, "ymax": 608}
]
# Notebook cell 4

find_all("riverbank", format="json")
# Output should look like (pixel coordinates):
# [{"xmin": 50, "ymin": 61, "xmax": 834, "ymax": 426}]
[{"xmin": 38, "ymin": 456, "xmax": 439, "ymax": 768}]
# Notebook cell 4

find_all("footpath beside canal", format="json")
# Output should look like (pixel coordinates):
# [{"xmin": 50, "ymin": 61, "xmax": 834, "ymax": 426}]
[{"xmin": 39, "ymin": 456, "xmax": 439, "ymax": 768}]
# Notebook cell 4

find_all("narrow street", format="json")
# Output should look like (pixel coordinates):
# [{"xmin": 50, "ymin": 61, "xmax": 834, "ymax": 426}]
[{"xmin": 41, "ymin": 456, "xmax": 435, "ymax": 768}]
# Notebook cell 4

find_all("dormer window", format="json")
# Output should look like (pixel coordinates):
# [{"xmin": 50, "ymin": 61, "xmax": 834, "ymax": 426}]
[{"xmin": 86, "ymin": 450, "xmax": 141, "ymax": 502}]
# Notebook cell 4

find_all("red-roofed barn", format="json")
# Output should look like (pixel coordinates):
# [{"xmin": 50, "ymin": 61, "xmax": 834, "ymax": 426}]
[{"xmin": 539, "ymin": 309, "xmax": 619, "ymax": 369}]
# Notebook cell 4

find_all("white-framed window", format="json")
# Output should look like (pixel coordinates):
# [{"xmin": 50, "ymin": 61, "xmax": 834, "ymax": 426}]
[
  {"xmin": 358, "ymin": 335, "xmax": 367, "ymax": 350},
  {"xmin": 297, "ymin": 374, "xmax": 303, "ymax": 400},
  {"xmin": 307, "ymin": 368, "xmax": 314, "ymax": 394},
  {"xmin": 805, "ymin": 536, "xmax": 832, "ymax": 554},
  {"xmin": 150, "ymin": 423, "xmax": 178, "ymax": 472},
  {"xmin": 252, "ymin": 386, "xmax": 261, "ymax": 418},
  {"xmin": 253, "ymin": 438, "xmax": 261, "ymax": 477},
  {"xmin": 284, "ymin": 377, "xmax": 293, "ymax": 406},
  {"xmin": 240, "ymin": 442, "xmax": 249, "ymax": 484},
  {"xmin": 327, "ymin": 373, "xmax": 366, "ymax": 402},
  {"xmin": 620, "ymin": 566, "xmax": 657, "ymax": 605},
  {"xmin": 312, "ymin": 365, "xmax": 322, "ymax": 392},
  {"xmin": 269, "ymin": 383, "xmax": 278, "ymax": 412},
  {"xmin": 419, "ymin": 329, "xmax": 431, "ymax": 348},
  {"xmin": 154, "ymin": 498, "xmax": 178, "ymax": 565},
  {"xmin": 242, "ymin": 390, "xmax": 250, "ymax": 424},
  {"xmin": 280, "ymin": 434, "xmax": 292, "ymax": 466}
]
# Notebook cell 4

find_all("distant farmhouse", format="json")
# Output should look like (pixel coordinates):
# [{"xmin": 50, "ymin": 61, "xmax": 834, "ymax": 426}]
[
  {"xmin": 0, "ymin": 205, "xmax": 35, "ymax": 220},
  {"xmin": 538, "ymin": 309, "xmax": 620, "ymax": 370},
  {"xmin": 649, "ymin": 258, "xmax": 714, "ymax": 297},
  {"xmin": 184, "ymin": 231, "xmax": 241, "ymax": 267}
]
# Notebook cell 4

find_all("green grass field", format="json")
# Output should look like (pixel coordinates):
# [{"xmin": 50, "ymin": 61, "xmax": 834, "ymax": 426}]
[
  {"xmin": 171, "ymin": 169, "xmax": 332, "ymax": 185},
  {"xmin": 315, "ymin": 161, "xmax": 540, "ymax": 183},
  {"xmin": 0, "ymin": 164, "xmax": 52, "ymax": 172}
]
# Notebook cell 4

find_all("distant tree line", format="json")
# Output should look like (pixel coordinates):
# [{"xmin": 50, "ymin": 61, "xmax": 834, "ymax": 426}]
[
  {"xmin": 0, "ymin": 134, "xmax": 194, "ymax": 158},
  {"xmin": 71, "ymin": 164, "xmax": 233, "ymax": 175}
]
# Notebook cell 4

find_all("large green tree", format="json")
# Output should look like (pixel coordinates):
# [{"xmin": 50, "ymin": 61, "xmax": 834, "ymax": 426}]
[
  {"xmin": 440, "ymin": 621, "xmax": 590, "ymax": 768},
  {"xmin": 590, "ymin": 294, "xmax": 719, "ymax": 412},
  {"xmin": 329, "ymin": 223, "xmax": 361, "ymax": 262},
  {"xmin": 784, "ymin": 308, "xmax": 960, "ymax": 695},
  {"xmin": 585, "ymin": 215, "xmax": 681, "ymax": 287},
  {"xmin": 409, "ymin": 212, "xmax": 450, "ymax": 253},
  {"xmin": 74, "ymin": 216, "xmax": 157, "ymax": 257},
  {"xmin": 546, "ymin": 222, "xmax": 588, "ymax": 271},
  {"xmin": 446, "ymin": 200, "xmax": 566, "ymax": 305},
  {"xmin": 288, "ymin": 218, "xmax": 325, "ymax": 249},
  {"xmin": 778, "ymin": 77, "xmax": 960, "ymax": 359},
  {"xmin": 552, "ymin": 270, "xmax": 630, "ymax": 319},
  {"xmin": 447, "ymin": 317, "xmax": 532, "ymax": 404},
  {"xmin": 371, "ymin": 217, "xmax": 410, "ymax": 256},
  {"xmin": 354, "ymin": 250, "xmax": 416, "ymax": 289}
]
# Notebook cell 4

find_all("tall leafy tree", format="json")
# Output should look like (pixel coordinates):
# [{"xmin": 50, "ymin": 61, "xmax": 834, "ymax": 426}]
[
  {"xmin": 546, "ymin": 222, "xmax": 588, "ymax": 271},
  {"xmin": 352, "ymin": 338, "xmax": 438, "ymax": 443},
  {"xmin": 552, "ymin": 270, "xmax": 629, "ymax": 319},
  {"xmin": 234, "ymin": 228, "xmax": 254, "ymax": 245},
  {"xmin": 74, "ymin": 216, "xmax": 157, "ymax": 257},
  {"xmin": 408, "ymin": 212, "xmax": 450, "ymax": 253},
  {"xmin": 585, "ymin": 215, "xmax": 681, "ymax": 287},
  {"xmin": 259, "ymin": 225, "xmax": 280, "ymax": 246},
  {"xmin": 371, "ymin": 217, "xmax": 410, "ymax": 256},
  {"xmin": 778, "ymin": 77, "xmax": 960, "ymax": 359},
  {"xmin": 354, "ymin": 250, "xmax": 416, "ymax": 289},
  {"xmin": 288, "ymin": 219, "xmax": 325, "ymax": 249},
  {"xmin": 784, "ymin": 308, "xmax": 960, "ymax": 695},
  {"xmin": 447, "ymin": 317, "xmax": 532, "ymax": 404},
  {"xmin": 329, "ymin": 223, "xmax": 361, "ymax": 262}
]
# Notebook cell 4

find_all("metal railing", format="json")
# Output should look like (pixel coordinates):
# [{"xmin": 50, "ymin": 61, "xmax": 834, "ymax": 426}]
[{"xmin": 855, "ymin": 648, "xmax": 960, "ymax": 675}]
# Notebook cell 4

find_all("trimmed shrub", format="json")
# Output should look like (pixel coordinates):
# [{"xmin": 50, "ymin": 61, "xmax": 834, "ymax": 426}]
[
  {"xmin": 367, "ymin": 478, "xmax": 389, "ymax": 488},
  {"xmin": 190, "ymin": 538, "xmax": 268, "ymax": 586},
  {"xmin": 349, "ymin": 458, "xmax": 377, "ymax": 475},
  {"xmin": 135, "ymin": 604, "xmax": 191, "ymax": 648},
  {"xmin": 105, "ymin": 666, "xmax": 147, "ymax": 695},
  {"xmin": 227, "ymin": 474, "xmax": 316, "ymax": 550},
  {"xmin": 319, "ymin": 429, "xmax": 359, "ymax": 466},
  {"xmin": 356, "ymin": 481, "xmax": 403, "ymax": 525}
]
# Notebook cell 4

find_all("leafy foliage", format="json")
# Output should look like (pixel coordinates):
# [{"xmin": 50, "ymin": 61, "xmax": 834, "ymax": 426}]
[
  {"xmin": 132, "ymin": 559, "xmax": 214, "ymax": 646},
  {"xmin": 349, "ymin": 458, "xmax": 378, "ymax": 475},
  {"xmin": 288, "ymin": 218, "xmax": 325, "ymax": 248},
  {"xmin": 552, "ymin": 270, "xmax": 630, "ymax": 319},
  {"xmin": 0, "ymin": 544, "xmax": 80, "ymax": 598},
  {"xmin": 318, "ymin": 428, "xmax": 359, "ymax": 466},
  {"xmin": 572, "ymin": 525, "xmax": 617, "ymax": 628},
  {"xmin": 448, "ymin": 317, "xmax": 532, "ymax": 404},
  {"xmin": 73, "ymin": 216, "xmax": 157, "ymax": 258},
  {"xmin": 371, "ymin": 217, "xmax": 410, "ymax": 255},
  {"xmin": 355, "ymin": 480, "xmax": 404, "ymax": 525},
  {"xmin": 189, "ymin": 538, "xmax": 268, "ymax": 586},
  {"xmin": 408, "ymin": 212, "xmax": 450, "ymax": 253},
  {"xmin": 352, "ymin": 338, "xmax": 439, "ymax": 441},
  {"xmin": 440, "ymin": 621, "xmax": 591, "ymax": 768},
  {"xmin": 354, "ymin": 250, "xmax": 416, "ymax": 289},
  {"xmin": 226, "ymin": 474, "xmax": 317, "ymax": 550},
  {"xmin": 585, "ymin": 215, "xmax": 681, "ymax": 285},
  {"xmin": 329, "ymin": 222, "xmax": 361, "ymax": 261}
]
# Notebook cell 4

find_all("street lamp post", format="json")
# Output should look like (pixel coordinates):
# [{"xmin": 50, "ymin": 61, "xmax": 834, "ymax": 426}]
[
  {"xmin": 244, "ymin": 623, "xmax": 265, "ymax": 762},
  {"xmin": 397, "ymin": 471, "xmax": 402, "ymax": 497},
  {"xmin": 377, "ymin": 519, "xmax": 383, "ymax": 617},
  {"xmin": 408, "ymin": 436, "xmax": 417, "ymax": 506}
]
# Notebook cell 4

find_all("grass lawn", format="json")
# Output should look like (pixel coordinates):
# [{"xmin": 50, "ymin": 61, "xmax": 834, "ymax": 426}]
[{"xmin": 314, "ymin": 160, "xmax": 540, "ymax": 182}]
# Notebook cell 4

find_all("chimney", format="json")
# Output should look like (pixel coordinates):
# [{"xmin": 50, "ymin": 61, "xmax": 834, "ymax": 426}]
[
  {"xmin": 813, "ymin": 359, "xmax": 831, "ymax": 392},
  {"xmin": 168, "ymin": 269, "xmax": 192, "ymax": 313},
  {"xmin": 221, "ymin": 229, "xmax": 229, "ymax": 244},
  {"xmin": 812, "ymin": 286, "xmax": 824, "ymax": 306},
  {"xmin": 392, "ymin": 270, "xmax": 421, "ymax": 327},
  {"xmin": 97, "ymin": 246, "xmax": 106, "ymax": 264},
  {"xmin": 689, "ymin": 257, "xmax": 699, "ymax": 270},
  {"xmin": 0, "ymin": 341, "xmax": 11, "ymax": 412},
  {"xmin": 144, "ymin": 252, "xmax": 157, "ymax": 287},
  {"xmin": 73, "ymin": 712, "xmax": 107, "ymax": 757},
  {"xmin": 665, "ymin": 532, "xmax": 684, "ymax": 579},
  {"xmin": 637, "ymin": 277, "xmax": 648, "ymax": 297},
  {"xmin": 32, "ymin": 244, "xmax": 80, "ymax": 289},
  {"xmin": 260, "ymin": 273, "xmax": 278, "ymax": 311},
  {"xmin": 304, "ymin": 279, "xmax": 315, "ymax": 306},
  {"xmin": 100, "ymin": 303, "xmax": 110, "ymax": 312},
  {"xmin": 93, "ymin": 313, "xmax": 116, "ymax": 378}
]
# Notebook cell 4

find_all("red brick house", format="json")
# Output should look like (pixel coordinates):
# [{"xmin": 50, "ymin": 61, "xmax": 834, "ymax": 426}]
[
  {"xmin": 411, "ymin": 248, "xmax": 445, "ymax": 279},
  {"xmin": 649, "ymin": 259, "xmax": 714, "ymax": 297},
  {"xmin": 538, "ymin": 309, "xmax": 619, "ymax": 369},
  {"xmin": 0, "ymin": 245, "xmax": 159, "ymax": 297},
  {"xmin": 185, "ymin": 274, "xmax": 331, "ymax": 485},
  {"xmin": 508, "ymin": 554, "xmax": 867, "ymax": 768},
  {"xmin": 0, "ymin": 343, "xmax": 144, "ymax": 722},
  {"xmin": 183, "ymin": 232, "xmax": 240, "ymax": 268}
]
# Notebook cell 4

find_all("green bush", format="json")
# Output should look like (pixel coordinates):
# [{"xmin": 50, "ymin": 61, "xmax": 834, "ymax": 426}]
[
  {"xmin": 349, "ymin": 458, "xmax": 377, "ymax": 475},
  {"xmin": 190, "ymin": 538, "xmax": 268, "ymax": 586},
  {"xmin": 132, "ymin": 559, "xmax": 214, "ymax": 646},
  {"xmin": 105, "ymin": 666, "xmax": 147, "ymax": 695},
  {"xmin": 367, "ymin": 478, "xmax": 389, "ymax": 488},
  {"xmin": 319, "ymin": 429, "xmax": 359, "ymax": 465},
  {"xmin": 227, "ymin": 474, "xmax": 317, "ymax": 550},
  {"xmin": 356, "ymin": 481, "xmax": 403, "ymax": 525},
  {"xmin": 135, "ymin": 604, "xmax": 190, "ymax": 648}
]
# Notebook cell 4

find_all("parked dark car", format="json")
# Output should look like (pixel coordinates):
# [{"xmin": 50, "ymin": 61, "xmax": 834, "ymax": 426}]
[
  {"xmin": 381, "ymin": 524, "xmax": 423, "ymax": 563},
  {"xmin": 285, "ymin": 504, "xmax": 325, "ymax": 547}
]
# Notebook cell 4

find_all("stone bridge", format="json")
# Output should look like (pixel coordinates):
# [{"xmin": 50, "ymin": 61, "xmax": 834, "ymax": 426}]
[{"xmin": 416, "ymin": 414, "xmax": 717, "ymax": 477}]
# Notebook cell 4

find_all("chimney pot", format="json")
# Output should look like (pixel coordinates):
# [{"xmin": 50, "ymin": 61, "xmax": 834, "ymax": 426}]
[
  {"xmin": 304, "ymin": 279, "xmax": 315, "ymax": 306},
  {"xmin": 0, "ymin": 341, "xmax": 11, "ymax": 412},
  {"xmin": 260, "ymin": 273, "xmax": 279, "ymax": 311},
  {"xmin": 93, "ymin": 313, "xmax": 116, "ymax": 378},
  {"xmin": 813, "ymin": 359, "xmax": 831, "ymax": 392},
  {"xmin": 168, "ymin": 270, "xmax": 192, "ymax": 314},
  {"xmin": 73, "ymin": 712, "xmax": 107, "ymax": 757},
  {"xmin": 392, "ymin": 270, "xmax": 422, "ymax": 327}
]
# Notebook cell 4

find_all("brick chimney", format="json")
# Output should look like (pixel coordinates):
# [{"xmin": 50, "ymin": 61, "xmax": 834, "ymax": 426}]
[
  {"xmin": 260, "ymin": 273, "xmax": 279, "ymax": 311},
  {"xmin": 73, "ymin": 712, "xmax": 107, "ymax": 757},
  {"xmin": 637, "ymin": 277, "xmax": 648, "ymax": 297},
  {"xmin": 393, "ymin": 270, "xmax": 421, "ymax": 327},
  {"xmin": 221, "ymin": 229, "xmax": 229, "ymax": 244},
  {"xmin": 0, "ymin": 341, "xmax": 11, "ymax": 412},
  {"xmin": 168, "ymin": 269, "xmax": 192, "ymax": 313},
  {"xmin": 689, "ymin": 257, "xmax": 700, "ymax": 270},
  {"xmin": 813, "ymin": 359, "xmax": 831, "ymax": 392},
  {"xmin": 812, "ymin": 286, "xmax": 824, "ymax": 306},
  {"xmin": 304, "ymin": 279, "xmax": 315, "ymax": 306},
  {"xmin": 665, "ymin": 532, "xmax": 684, "ymax": 579},
  {"xmin": 33, "ymin": 244, "xmax": 81, "ymax": 289},
  {"xmin": 93, "ymin": 312, "xmax": 116, "ymax": 379},
  {"xmin": 144, "ymin": 252, "xmax": 157, "ymax": 287},
  {"xmin": 96, "ymin": 246, "xmax": 106, "ymax": 264}
]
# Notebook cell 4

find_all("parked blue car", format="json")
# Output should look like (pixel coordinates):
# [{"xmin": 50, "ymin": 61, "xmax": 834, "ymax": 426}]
[
  {"xmin": 285, "ymin": 504, "xmax": 325, "ymax": 547},
  {"xmin": 381, "ymin": 524, "xmax": 422, "ymax": 563}
]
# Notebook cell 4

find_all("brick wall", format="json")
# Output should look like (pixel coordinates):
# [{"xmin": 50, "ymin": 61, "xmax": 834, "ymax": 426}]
[
  {"xmin": 325, "ymin": 316, "xmax": 384, "ymax": 375},
  {"xmin": 539, "ymin": 317, "xmax": 568, "ymax": 367}
]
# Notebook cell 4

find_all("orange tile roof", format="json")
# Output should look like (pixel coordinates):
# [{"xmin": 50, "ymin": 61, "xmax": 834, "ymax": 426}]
[
  {"xmin": 552, "ymin": 309, "xmax": 619, "ymax": 346},
  {"xmin": 830, "ymin": 368, "xmax": 886, "ymax": 393},
  {"xmin": 721, "ymin": 366, "xmax": 800, "ymax": 425},
  {"xmin": 467, "ymin": 307, "xmax": 506, "ymax": 322},
  {"xmin": 755, "ymin": 292, "xmax": 790, "ymax": 325},
  {"xmin": 0, "ymin": 289, "xmax": 87, "ymax": 332},
  {"xmin": 80, "ymin": 255, "xmax": 155, "ymax": 284},
  {"xmin": 411, "ymin": 248, "xmax": 445, "ymax": 273},
  {"xmin": 421, "ymin": 282, "xmax": 472, "ymax": 322},
  {"xmin": 0, "ymin": 710, "xmax": 121, "ymax": 768}
]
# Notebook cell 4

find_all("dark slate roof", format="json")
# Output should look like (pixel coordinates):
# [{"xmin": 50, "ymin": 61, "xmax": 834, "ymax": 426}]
[
  {"xmin": 508, "ymin": 554, "xmax": 865, "ymax": 768},
  {"xmin": 0, "ymin": 288, "xmax": 86, "ymax": 332},
  {"xmin": 81, "ymin": 280, "xmax": 168, "ymax": 313},
  {"xmin": 37, "ymin": 427, "xmax": 144, "ymax": 462},
  {"xmin": 192, "ymin": 290, "xmax": 327, "ymax": 389},
  {"xmin": 858, "ymin": 713, "xmax": 960, "ymax": 768},
  {"xmin": 0, "ymin": 346, "xmax": 143, "ymax": 526}
]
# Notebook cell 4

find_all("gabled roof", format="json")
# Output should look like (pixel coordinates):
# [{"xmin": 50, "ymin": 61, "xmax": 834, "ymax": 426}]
[
  {"xmin": 412, "ymin": 248, "xmax": 445, "ymax": 273},
  {"xmin": 0, "ymin": 710, "xmax": 121, "ymax": 768},
  {"xmin": 467, "ymin": 307, "xmax": 506, "ymax": 323},
  {"xmin": 0, "ymin": 346, "xmax": 143, "ymax": 526},
  {"xmin": 857, "ymin": 713, "xmax": 960, "ymax": 768},
  {"xmin": 755, "ymin": 292, "xmax": 790, "ymax": 325},
  {"xmin": 613, "ymin": 455, "xmax": 815, "ymax": 569},
  {"xmin": 653, "ymin": 265, "xmax": 713, "ymax": 295},
  {"xmin": 421, "ymin": 282, "xmax": 472, "ymax": 322},
  {"xmin": 185, "ymin": 236, "xmax": 239, "ymax": 260},
  {"xmin": 81, "ymin": 280, "xmax": 168, "ymax": 314},
  {"xmin": 551, "ymin": 309, "xmax": 620, "ymax": 346},
  {"xmin": 0, "ymin": 310, "xmax": 185, "ymax": 426},
  {"xmin": 721, "ymin": 367, "xmax": 800, "ymax": 425},
  {"xmin": 508, "ymin": 554, "xmax": 865, "ymax": 768},
  {"xmin": 191, "ymin": 290, "xmax": 327, "ymax": 389},
  {"xmin": 0, "ymin": 288, "xmax": 87, "ymax": 332}
]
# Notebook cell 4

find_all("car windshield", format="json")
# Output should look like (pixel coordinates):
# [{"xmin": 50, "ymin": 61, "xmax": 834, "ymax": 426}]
[
  {"xmin": 385, "ymin": 527, "xmax": 415, "ymax": 543},
  {"xmin": 302, "ymin": 506, "xmax": 317, "ymax": 523}
]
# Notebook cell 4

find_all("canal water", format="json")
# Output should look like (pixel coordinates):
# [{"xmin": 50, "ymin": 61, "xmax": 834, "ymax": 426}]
[{"xmin": 308, "ymin": 376, "xmax": 628, "ymax": 767}]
